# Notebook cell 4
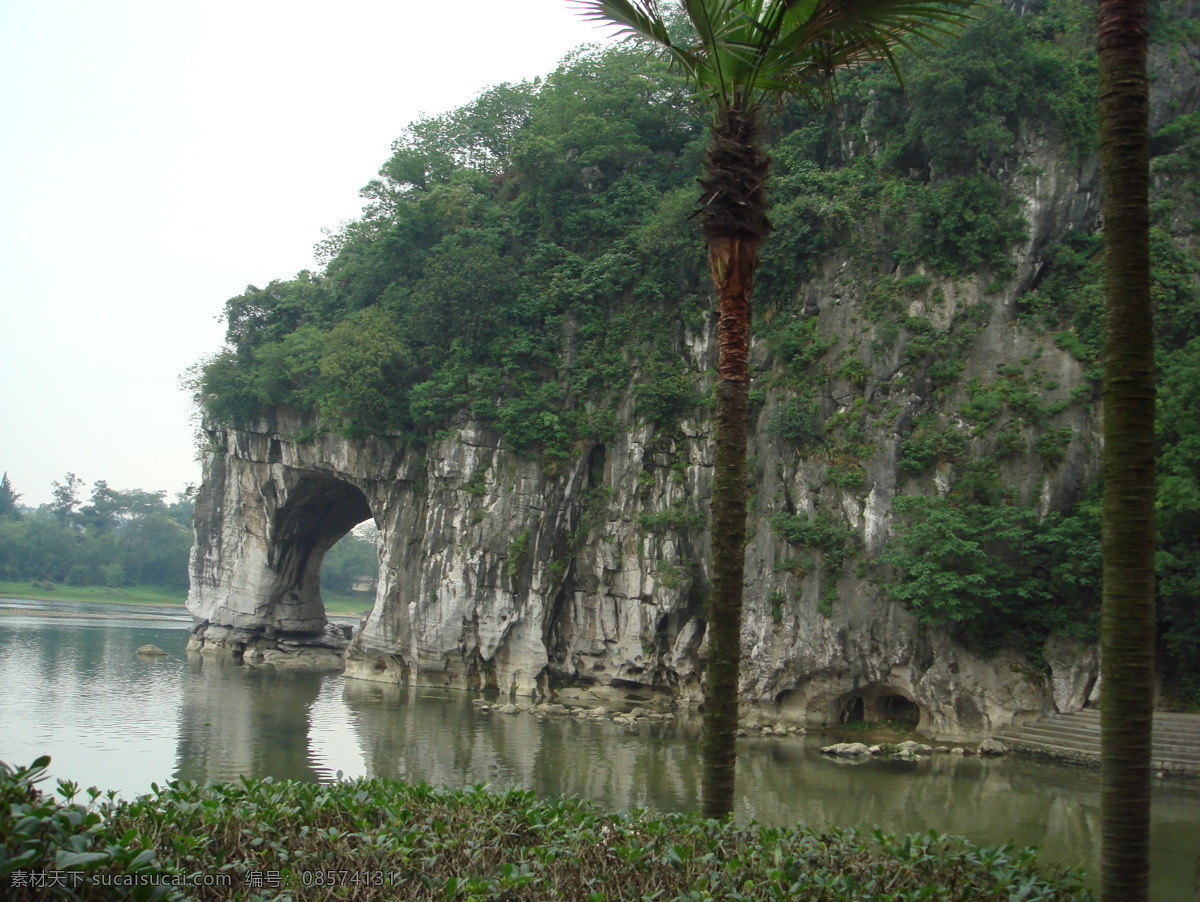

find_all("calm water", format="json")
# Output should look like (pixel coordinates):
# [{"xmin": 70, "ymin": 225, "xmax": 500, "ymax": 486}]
[{"xmin": 1, "ymin": 598, "xmax": 1197, "ymax": 899}]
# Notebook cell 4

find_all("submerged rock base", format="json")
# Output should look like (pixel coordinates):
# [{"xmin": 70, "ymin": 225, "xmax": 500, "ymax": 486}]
[{"xmin": 187, "ymin": 622, "xmax": 349, "ymax": 671}]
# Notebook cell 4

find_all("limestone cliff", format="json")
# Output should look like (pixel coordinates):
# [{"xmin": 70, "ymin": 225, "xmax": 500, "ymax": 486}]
[
  {"xmin": 187, "ymin": 20, "xmax": 1198, "ymax": 741},
  {"xmin": 187, "ymin": 261, "xmax": 1099, "ymax": 741}
]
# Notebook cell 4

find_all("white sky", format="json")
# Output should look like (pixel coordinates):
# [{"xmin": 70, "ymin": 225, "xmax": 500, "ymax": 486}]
[{"xmin": 0, "ymin": 0, "xmax": 604, "ymax": 507}]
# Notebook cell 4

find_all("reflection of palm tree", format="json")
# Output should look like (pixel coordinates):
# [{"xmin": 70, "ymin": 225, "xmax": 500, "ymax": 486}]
[
  {"xmin": 572, "ymin": 0, "xmax": 971, "ymax": 820},
  {"xmin": 1096, "ymin": 0, "xmax": 1156, "ymax": 898}
]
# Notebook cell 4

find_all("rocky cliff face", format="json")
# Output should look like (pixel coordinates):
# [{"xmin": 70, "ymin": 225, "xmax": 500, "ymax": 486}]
[
  {"xmin": 186, "ymin": 26, "xmax": 1198, "ymax": 742},
  {"xmin": 188, "ymin": 261, "xmax": 1101, "ymax": 743},
  {"xmin": 188, "ymin": 319, "xmax": 1095, "ymax": 744}
]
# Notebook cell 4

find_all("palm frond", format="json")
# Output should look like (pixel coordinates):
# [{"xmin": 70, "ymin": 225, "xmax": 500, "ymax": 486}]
[
  {"xmin": 570, "ymin": 0, "xmax": 709, "ymax": 77},
  {"xmin": 778, "ymin": 0, "xmax": 974, "ymax": 68},
  {"xmin": 569, "ymin": 0, "xmax": 976, "ymax": 112},
  {"xmin": 569, "ymin": 0, "xmax": 674, "ymax": 49}
]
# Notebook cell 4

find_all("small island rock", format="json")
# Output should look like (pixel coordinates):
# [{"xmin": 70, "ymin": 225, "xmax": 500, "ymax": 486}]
[
  {"xmin": 136, "ymin": 644, "xmax": 169, "ymax": 657},
  {"xmin": 821, "ymin": 742, "xmax": 872, "ymax": 757}
]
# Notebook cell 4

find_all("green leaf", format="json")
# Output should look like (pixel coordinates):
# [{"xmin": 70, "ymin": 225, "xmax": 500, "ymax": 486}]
[{"xmin": 55, "ymin": 850, "xmax": 111, "ymax": 869}]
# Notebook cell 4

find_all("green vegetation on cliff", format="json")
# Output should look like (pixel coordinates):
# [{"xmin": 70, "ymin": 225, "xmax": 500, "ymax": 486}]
[
  {"xmin": 191, "ymin": 0, "xmax": 1200, "ymax": 701},
  {"xmin": 196, "ymin": 5, "xmax": 1082, "ymax": 445}
]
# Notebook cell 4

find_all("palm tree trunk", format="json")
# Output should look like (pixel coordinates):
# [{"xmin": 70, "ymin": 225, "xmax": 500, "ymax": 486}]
[
  {"xmin": 699, "ymin": 109, "xmax": 769, "ymax": 821},
  {"xmin": 702, "ymin": 236, "xmax": 755, "ymax": 820},
  {"xmin": 1097, "ymin": 1, "xmax": 1155, "ymax": 899}
]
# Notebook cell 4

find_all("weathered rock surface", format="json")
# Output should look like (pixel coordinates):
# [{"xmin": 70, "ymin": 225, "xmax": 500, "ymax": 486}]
[
  {"xmin": 185, "ymin": 264, "xmax": 1099, "ymax": 733},
  {"xmin": 136, "ymin": 644, "xmax": 169, "ymax": 657},
  {"xmin": 821, "ymin": 742, "xmax": 872, "ymax": 758},
  {"xmin": 185, "ymin": 371, "xmax": 1095, "ymax": 740}
]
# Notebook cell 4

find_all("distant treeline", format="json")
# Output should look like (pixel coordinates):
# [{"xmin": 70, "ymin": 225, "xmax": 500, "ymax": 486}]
[{"xmin": 0, "ymin": 473, "xmax": 376, "ymax": 596}]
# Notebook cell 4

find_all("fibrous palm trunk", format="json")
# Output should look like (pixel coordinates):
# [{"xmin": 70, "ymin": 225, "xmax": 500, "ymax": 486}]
[
  {"xmin": 699, "ymin": 108, "xmax": 770, "ymax": 821},
  {"xmin": 1097, "ymin": 0, "xmax": 1156, "ymax": 899}
]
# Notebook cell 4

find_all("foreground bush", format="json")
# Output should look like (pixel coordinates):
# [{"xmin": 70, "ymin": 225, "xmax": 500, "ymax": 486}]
[{"xmin": 2, "ymin": 757, "xmax": 1094, "ymax": 901}]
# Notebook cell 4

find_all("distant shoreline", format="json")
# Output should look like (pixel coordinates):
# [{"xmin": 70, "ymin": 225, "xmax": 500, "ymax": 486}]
[
  {"xmin": 0, "ymin": 582, "xmax": 370, "ymax": 616},
  {"xmin": 0, "ymin": 582, "xmax": 186, "ymax": 608},
  {"xmin": 0, "ymin": 604, "xmax": 191, "ymax": 621}
]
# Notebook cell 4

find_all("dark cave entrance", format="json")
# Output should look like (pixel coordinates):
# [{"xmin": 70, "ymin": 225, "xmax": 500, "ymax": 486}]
[
  {"xmin": 268, "ymin": 475, "xmax": 375, "ymax": 633},
  {"xmin": 880, "ymin": 693, "xmax": 921, "ymax": 727},
  {"xmin": 840, "ymin": 695, "xmax": 865, "ymax": 724},
  {"xmin": 838, "ymin": 686, "xmax": 922, "ymax": 731}
]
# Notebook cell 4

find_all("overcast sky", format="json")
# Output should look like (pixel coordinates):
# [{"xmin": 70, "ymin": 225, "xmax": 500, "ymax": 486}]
[{"xmin": 0, "ymin": 0, "xmax": 605, "ymax": 507}]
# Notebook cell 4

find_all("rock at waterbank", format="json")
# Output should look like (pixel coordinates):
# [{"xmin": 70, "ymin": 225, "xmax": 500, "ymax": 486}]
[
  {"xmin": 136, "ymin": 644, "xmax": 169, "ymax": 657},
  {"xmin": 821, "ymin": 742, "xmax": 873, "ymax": 758},
  {"xmin": 469, "ymin": 698, "xmax": 675, "ymax": 723},
  {"xmin": 823, "ymin": 739, "xmax": 952, "ymax": 761},
  {"xmin": 978, "ymin": 738, "xmax": 1009, "ymax": 756}
]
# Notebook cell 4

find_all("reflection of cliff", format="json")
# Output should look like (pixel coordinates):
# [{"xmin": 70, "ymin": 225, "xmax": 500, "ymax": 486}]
[
  {"xmin": 340, "ymin": 685, "xmax": 1111, "ymax": 857},
  {"xmin": 737, "ymin": 748, "xmax": 1200, "ymax": 900},
  {"xmin": 336, "ymin": 686, "xmax": 1134, "ymax": 881},
  {"xmin": 174, "ymin": 654, "xmax": 326, "ymax": 784},
  {"xmin": 341, "ymin": 681, "xmax": 549, "ymax": 790},
  {"xmin": 341, "ymin": 682, "xmax": 704, "ymax": 810},
  {"xmin": 736, "ymin": 744, "xmax": 1097, "ymax": 843}
]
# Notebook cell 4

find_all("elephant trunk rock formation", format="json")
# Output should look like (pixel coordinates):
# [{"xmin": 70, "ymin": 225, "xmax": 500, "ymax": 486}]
[{"xmin": 187, "ymin": 378, "xmax": 1098, "ymax": 743}]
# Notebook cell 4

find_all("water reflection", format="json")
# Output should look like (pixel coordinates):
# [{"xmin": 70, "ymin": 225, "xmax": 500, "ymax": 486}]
[
  {"xmin": 735, "ymin": 739, "xmax": 1101, "ymax": 871},
  {"xmin": 1, "ymin": 600, "xmax": 1197, "ymax": 900},
  {"xmin": 340, "ymin": 682, "xmax": 705, "ymax": 809},
  {"xmin": 335, "ymin": 683, "xmax": 1199, "ymax": 899},
  {"xmin": 174, "ymin": 656, "xmax": 326, "ymax": 785},
  {"xmin": 0, "ymin": 604, "xmax": 189, "ymax": 794}
]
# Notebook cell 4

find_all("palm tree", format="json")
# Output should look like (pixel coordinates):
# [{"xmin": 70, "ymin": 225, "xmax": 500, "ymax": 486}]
[
  {"xmin": 571, "ymin": 0, "xmax": 971, "ymax": 819},
  {"xmin": 1096, "ymin": 0, "xmax": 1155, "ymax": 898}
]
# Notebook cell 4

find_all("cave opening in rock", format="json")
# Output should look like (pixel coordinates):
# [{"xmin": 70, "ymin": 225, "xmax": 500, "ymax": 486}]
[
  {"xmin": 839, "ymin": 695, "xmax": 865, "ymax": 724},
  {"xmin": 880, "ymin": 692, "xmax": 920, "ymax": 728},
  {"xmin": 836, "ymin": 686, "xmax": 922, "ymax": 731},
  {"xmin": 268, "ymin": 476, "xmax": 376, "ymax": 630}
]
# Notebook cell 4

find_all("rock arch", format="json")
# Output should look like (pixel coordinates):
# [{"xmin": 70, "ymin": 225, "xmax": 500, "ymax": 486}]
[
  {"xmin": 187, "ymin": 443, "xmax": 377, "ymax": 669},
  {"xmin": 266, "ymin": 475, "xmax": 373, "ymax": 634}
]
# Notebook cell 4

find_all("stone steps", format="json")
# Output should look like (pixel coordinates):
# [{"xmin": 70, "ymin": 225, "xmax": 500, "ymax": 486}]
[{"xmin": 996, "ymin": 710, "xmax": 1200, "ymax": 775}]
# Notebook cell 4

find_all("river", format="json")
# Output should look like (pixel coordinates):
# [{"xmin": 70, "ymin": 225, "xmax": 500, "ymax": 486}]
[{"xmin": 1, "ymin": 597, "xmax": 1197, "ymax": 899}]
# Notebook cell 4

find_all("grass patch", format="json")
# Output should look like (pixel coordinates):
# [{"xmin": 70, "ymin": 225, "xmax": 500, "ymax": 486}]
[
  {"xmin": 2, "ymin": 756, "xmax": 1094, "ymax": 901},
  {"xmin": 0, "ymin": 582, "xmax": 186, "ymax": 607},
  {"xmin": 320, "ymin": 592, "xmax": 375, "ymax": 616},
  {"xmin": 0, "ymin": 581, "xmax": 371, "ymax": 617}
]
